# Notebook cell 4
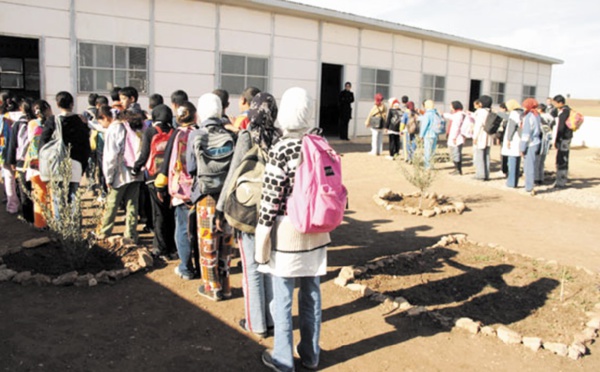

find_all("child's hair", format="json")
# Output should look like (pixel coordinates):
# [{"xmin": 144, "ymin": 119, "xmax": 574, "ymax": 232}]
[
  {"xmin": 0, "ymin": 91, "xmax": 10, "ymax": 114},
  {"xmin": 87, "ymin": 93, "xmax": 99, "ymax": 107},
  {"xmin": 149, "ymin": 93, "xmax": 164, "ymax": 109},
  {"xmin": 170, "ymin": 90, "xmax": 188, "ymax": 106},
  {"xmin": 97, "ymin": 105, "xmax": 113, "ymax": 121},
  {"xmin": 499, "ymin": 102, "xmax": 507, "ymax": 110},
  {"xmin": 20, "ymin": 98, "xmax": 35, "ymax": 121},
  {"xmin": 212, "ymin": 88, "xmax": 229, "ymax": 110},
  {"xmin": 176, "ymin": 101, "xmax": 196, "ymax": 125},
  {"xmin": 56, "ymin": 91, "xmax": 74, "ymax": 110},
  {"xmin": 32, "ymin": 100, "xmax": 51, "ymax": 122},
  {"xmin": 401, "ymin": 95, "xmax": 409, "ymax": 104},
  {"xmin": 553, "ymin": 94, "xmax": 566, "ymax": 104},
  {"xmin": 539, "ymin": 103, "xmax": 547, "ymax": 113},
  {"xmin": 95, "ymin": 95, "xmax": 109, "ymax": 106},
  {"xmin": 110, "ymin": 86, "xmax": 121, "ymax": 102},
  {"xmin": 124, "ymin": 109, "xmax": 145, "ymax": 130},
  {"xmin": 242, "ymin": 87, "xmax": 261, "ymax": 105},
  {"xmin": 451, "ymin": 101, "xmax": 463, "ymax": 111},
  {"xmin": 119, "ymin": 86, "xmax": 139, "ymax": 102}
]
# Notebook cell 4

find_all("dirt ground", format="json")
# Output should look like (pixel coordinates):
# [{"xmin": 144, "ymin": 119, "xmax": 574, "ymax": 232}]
[{"xmin": 2, "ymin": 139, "xmax": 600, "ymax": 371}]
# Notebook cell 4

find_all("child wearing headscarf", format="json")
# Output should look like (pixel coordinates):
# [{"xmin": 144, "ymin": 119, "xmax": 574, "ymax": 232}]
[
  {"xmin": 216, "ymin": 92, "xmax": 282, "ymax": 337},
  {"xmin": 255, "ymin": 87, "xmax": 330, "ymax": 372},
  {"xmin": 401, "ymin": 101, "xmax": 418, "ymax": 162},
  {"xmin": 520, "ymin": 98, "xmax": 542, "ymax": 194},
  {"xmin": 473, "ymin": 95, "xmax": 494, "ymax": 180},
  {"xmin": 365, "ymin": 93, "xmax": 387, "ymax": 155},
  {"xmin": 419, "ymin": 100, "xmax": 440, "ymax": 169},
  {"xmin": 501, "ymin": 99, "xmax": 524, "ymax": 188},
  {"xmin": 385, "ymin": 98, "xmax": 402, "ymax": 159}
]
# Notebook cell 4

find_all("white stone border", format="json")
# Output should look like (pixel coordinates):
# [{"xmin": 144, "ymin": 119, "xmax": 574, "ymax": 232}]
[
  {"xmin": 374, "ymin": 189, "xmax": 466, "ymax": 218},
  {"xmin": 0, "ymin": 236, "xmax": 154, "ymax": 287},
  {"xmin": 334, "ymin": 234, "xmax": 600, "ymax": 360}
]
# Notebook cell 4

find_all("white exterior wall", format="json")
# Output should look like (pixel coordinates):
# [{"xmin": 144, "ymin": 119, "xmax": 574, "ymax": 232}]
[{"xmin": 0, "ymin": 0, "xmax": 554, "ymax": 137}]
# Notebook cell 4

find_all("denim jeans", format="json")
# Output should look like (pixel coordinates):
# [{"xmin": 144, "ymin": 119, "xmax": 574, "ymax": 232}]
[
  {"xmin": 271, "ymin": 275, "xmax": 321, "ymax": 372},
  {"xmin": 370, "ymin": 128, "xmax": 383, "ymax": 155},
  {"xmin": 506, "ymin": 156, "xmax": 521, "ymax": 188},
  {"xmin": 239, "ymin": 232, "xmax": 273, "ymax": 334},
  {"xmin": 423, "ymin": 136, "xmax": 438, "ymax": 169},
  {"xmin": 474, "ymin": 147, "xmax": 490, "ymax": 180},
  {"xmin": 174, "ymin": 204, "xmax": 193, "ymax": 275},
  {"xmin": 535, "ymin": 152, "xmax": 546, "ymax": 183},
  {"xmin": 524, "ymin": 144, "xmax": 540, "ymax": 192},
  {"xmin": 52, "ymin": 182, "xmax": 80, "ymax": 220}
]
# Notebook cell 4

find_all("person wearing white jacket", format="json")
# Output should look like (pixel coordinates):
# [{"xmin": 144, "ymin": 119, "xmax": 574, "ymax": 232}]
[
  {"xmin": 446, "ymin": 101, "xmax": 466, "ymax": 175},
  {"xmin": 501, "ymin": 100, "xmax": 524, "ymax": 188},
  {"xmin": 472, "ymin": 95, "xmax": 494, "ymax": 180}
]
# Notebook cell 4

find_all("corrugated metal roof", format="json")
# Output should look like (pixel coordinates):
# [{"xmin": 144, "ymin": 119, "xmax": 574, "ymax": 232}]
[{"xmin": 200, "ymin": 0, "xmax": 563, "ymax": 64}]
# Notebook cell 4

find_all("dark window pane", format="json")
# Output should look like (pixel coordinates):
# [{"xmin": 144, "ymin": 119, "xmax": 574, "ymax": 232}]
[
  {"xmin": 95, "ymin": 44, "xmax": 113, "ymax": 68},
  {"xmin": 246, "ymin": 76, "xmax": 268, "ymax": 92},
  {"xmin": 499, "ymin": 82, "xmax": 505, "ymax": 92},
  {"xmin": 376, "ymin": 84, "xmax": 389, "ymax": 99},
  {"xmin": 129, "ymin": 70, "xmax": 147, "ymax": 93},
  {"xmin": 0, "ymin": 58, "xmax": 23, "ymax": 73},
  {"xmin": 115, "ymin": 46, "xmax": 127, "ymax": 68},
  {"xmin": 95, "ymin": 69, "xmax": 113, "ymax": 91},
  {"xmin": 115, "ymin": 70, "xmax": 127, "ymax": 88},
  {"xmin": 79, "ymin": 43, "xmax": 93, "ymax": 67},
  {"xmin": 222, "ymin": 54, "xmax": 245, "ymax": 74},
  {"xmin": 376, "ymin": 69, "xmax": 390, "ymax": 84},
  {"xmin": 221, "ymin": 75, "xmax": 245, "ymax": 95},
  {"xmin": 247, "ymin": 57, "xmax": 268, "ymax": 77},
  {"xmin": 423, "ymin": 74, "xmax": 434, "ymax": 88},
  {"xmin": 129, "ymin": 47, "xmax": 146, "ymax": 70},
  {"xmin": 434, "ymin": 89, "xmax": 445, "ymax": 102},
  {"xmin": 361, "ymin": 68, "xmax": 375, "ymax": 84},
  {"xmin": 435, "ymin": 76, "xmax": 445, "ymax": 89},
  {"xmin": 79, "ymin": 68, "xmax": 93, "ymax": 91},
  {"xmin": 0, "ymin": 74, "xmax": 24, "ymax": 89}
]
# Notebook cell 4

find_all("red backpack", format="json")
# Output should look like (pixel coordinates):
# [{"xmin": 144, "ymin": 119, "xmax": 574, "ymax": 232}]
[{"xmin": 146, "ymin": 126, "xmax": 173, "ymax": 177}]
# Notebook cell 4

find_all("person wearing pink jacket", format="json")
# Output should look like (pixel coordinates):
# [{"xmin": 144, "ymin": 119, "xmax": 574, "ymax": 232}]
[{"xmin": 446, "ymin": 101, "xmax": 466, "ymax": 175}]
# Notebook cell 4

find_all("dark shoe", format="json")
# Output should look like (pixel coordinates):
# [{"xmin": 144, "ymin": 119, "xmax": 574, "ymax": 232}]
[
  {"xmin": 261, "ymin": 349, "xmax": 283, "ymax": 372},
  {"xmin": 197, "ymin": 285, "xmax": 223, "ymax": 301},
  {"xmin": 294, "ymin": 344, "xmax": 319, "ymax": 371},
  {"xmin": 238, "ymin": 319, "xmax": 267, "ymax": 338}
]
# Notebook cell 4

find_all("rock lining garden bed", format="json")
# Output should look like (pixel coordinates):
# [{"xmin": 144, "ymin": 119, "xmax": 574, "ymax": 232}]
[
  {"xmin": 334, "ymin": 234, "xmax": 600, "ymax": 360},
  {"xmin": 374, "ymin": 188, "xmax": 467, "ymax": 217}
]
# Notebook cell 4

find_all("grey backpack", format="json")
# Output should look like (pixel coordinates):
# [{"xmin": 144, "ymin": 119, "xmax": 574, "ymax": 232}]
[
  {"xmin": 39, "ymin": 115, "xmax": 67, "ymax": 182},
  {"xmin": 192, "ymin": 123, "xmax": 235, "ymax": 198}
]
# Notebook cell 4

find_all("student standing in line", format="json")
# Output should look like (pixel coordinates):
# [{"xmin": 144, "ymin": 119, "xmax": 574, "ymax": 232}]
[
  {"xmin": 472, "ymin": 95, "xmax": 493, "ymax": 180},
  {"xmin": 552, "ymin": 94, "xmax": 572, "ymax": 188},
  {"xmin": 0, "ymin": 92, "xmax": 19, "ymax": 214},
  {"xmin": 447, "ymin": 101, "xmax": 466, "ymax": 175},
  {"xmin": 501, "ymin": 100, "xmax": 523, "ymax": 188},
  {"xmin": 520, "ymin": 98, "xmax": 542, "ymax": 195},
  {"xmin": 365, "ymin": 93, "xmax": 387, "ymax": 156},
  {"xmin": 338, "ymin": 82, "xmax": 354, "ymax": 140}
]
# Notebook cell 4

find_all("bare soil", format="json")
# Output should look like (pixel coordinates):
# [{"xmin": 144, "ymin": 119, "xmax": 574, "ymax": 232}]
[{"xmin": 2, "ymin": 139, "xmax": 600, "ymax": 371}]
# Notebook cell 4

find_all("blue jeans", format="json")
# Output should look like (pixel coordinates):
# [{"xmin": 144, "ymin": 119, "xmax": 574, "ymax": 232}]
[
  {"xmin": 52, "ymin": 182, "xmax": 80, "ymax": 219},
  {"xmin": 524, "ymin": 144, "xmax": 540, "ymax": 192},
  {"xmin": 239, "ymin": 232, "xmax": 273, "ymax": 334},
  {"xmin": 506, "ymin": 156, "xmax": 521, "ymax": 188},
  {"xmin": 174, "ymin": 204, "xmax": 192, "ymax": 275},
  {"xmin": 271, "ymin": 275, "xmax": 321, "ymax": 372},
  {"xmin": 423, "ymin": 136, "xmax": 438, "ymax": 169}
]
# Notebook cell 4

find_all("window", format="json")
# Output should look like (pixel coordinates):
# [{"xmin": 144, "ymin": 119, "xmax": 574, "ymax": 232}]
[
  {"xmin": 360, "ymin": 68, "xmax": 390, "ymax": 100},
  {"xmin": 421, "ymin": 74, "xmax": 445, "ymax": 102},
  {"xmin": 491, "ymin": 82, "xmax": 506, "ymax": 105},
  {"xmin": 522, "ymin": 85, "xmax": 536, "ymax": 101},
  {"xmin": 78, "ymin": 42, "xmax": 148, "ymax": 93},
  {"xmin": 220, "ymin": 54, "xmax": 269, "ymax": 95}
]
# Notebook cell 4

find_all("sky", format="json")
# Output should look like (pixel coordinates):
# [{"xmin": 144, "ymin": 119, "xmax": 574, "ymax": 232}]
[{"xmin": 293, "ymin": 0, "xmax": 600, "ymax": 99}]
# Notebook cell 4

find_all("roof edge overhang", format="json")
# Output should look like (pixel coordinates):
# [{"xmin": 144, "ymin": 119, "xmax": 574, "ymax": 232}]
[{"xmin": 198, "ymin": 0, "xmax": 563, "ymax": 65}]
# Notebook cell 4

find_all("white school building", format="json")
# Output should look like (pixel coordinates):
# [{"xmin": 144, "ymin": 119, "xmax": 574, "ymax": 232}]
[{"xmin": 0, "ymin": 0, "xmax": 562, "ymax": 138}]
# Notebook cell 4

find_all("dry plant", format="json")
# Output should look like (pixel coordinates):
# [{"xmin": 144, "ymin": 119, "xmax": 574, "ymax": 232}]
[
  {"xmin": 399, "ymin": 137, "xmax": 439, "ymax": 209},
  {"xmin": 22, "ymin": 147, "xmax": 104, "ymax": 270}
]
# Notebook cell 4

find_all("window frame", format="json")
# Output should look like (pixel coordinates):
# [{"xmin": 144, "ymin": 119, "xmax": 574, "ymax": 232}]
[
  {"xmin": 522, "ymin": 85, "xmax": 537, "ymax": 101},
  {"xmin": 490, "ymin": 81, "xmax": 506, "ymax": 105},
  {"xmin": 421, "ymin": 74, "xmax": 446, "ymax": 103},
  {"xmin": 359, "ymin": 67, "xmax": 391, "ymax": 101},
  {"xmin": 77, "ymin": 41, "xmax": 149, "ymax": 94},
  {"xmin": 219, "ymin": 53, "xmax": 270, "ymax": 95}
]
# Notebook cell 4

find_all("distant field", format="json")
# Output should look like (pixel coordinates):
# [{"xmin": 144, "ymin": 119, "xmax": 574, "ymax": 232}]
[{"xmin": 568, "ymin": 99, "xmax": 600, "ymax": 117}]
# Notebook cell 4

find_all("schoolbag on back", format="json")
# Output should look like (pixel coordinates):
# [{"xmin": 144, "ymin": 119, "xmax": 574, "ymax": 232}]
[
  {"xmin": 432, "ymin": 112, "xmax": 445, "ymax": 135},
  {"xmin": 192, "ymin": 123, "xmax": 235, "ymax": 198},
  {"xmin": 223, "ymin": 133, "xmax": 267, "ymax": 233},
  {"xmin": 168, "ymin": 126, "xmax": 194, "ymax": 201},
  {"xmin": 39, "ymin": 115, "xmax": 67, "ymax": 182},
  {"xmin": 287, "ymin": 133, "xmax": 347, "ymax": 234},
  {"xmin": 0, "ymin": 116, "xmax": 10, "ymax": 166},
  {"xmin": 460, "ymin": 112, "xmax": 475, "ymax": 138},
  {"xmin": 121, "ymin": 121, "xmax": 141, "ymax": 168},
  {"xmin": 407, "ymin": 113, "xmax": 418, "ymax": 135},
  {"xmin": 483, "ymin": 111, "xmax": 503, "ymax": 135},
  {"xmin": 566, "ymin": 109, "xmax": 584, "ymax": 131},
  {"xmin": 146, "ymin": 126, "xmax": 173, "ymax": 177}
]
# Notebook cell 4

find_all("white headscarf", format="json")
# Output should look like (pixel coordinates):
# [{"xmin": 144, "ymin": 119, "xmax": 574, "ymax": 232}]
[
  {"xmin": 196, "ymin": 93, "xmax": 222, "ymax": 122},
  {"xmin": 277, "ymin": 87, "xmax": 313, "ymax": 134}
]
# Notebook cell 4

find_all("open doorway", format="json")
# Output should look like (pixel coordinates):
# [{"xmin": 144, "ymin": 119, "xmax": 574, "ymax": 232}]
[
  {"xmin": 319, "ymin": 63, "xmax": 343, "ymax": 136},
  {"xmin": 468, "ymin": 79, "xmax": 482, "ymax": 112},
  {"xmin": 0, "ymin": 36, "xmax": 40, "ymax": 100}
]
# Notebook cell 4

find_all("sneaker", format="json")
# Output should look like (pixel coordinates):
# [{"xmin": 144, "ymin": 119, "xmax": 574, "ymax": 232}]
[
  {"xmin": 197, "ymin": 285, "xmax": 223, "ymax": 301},
  {"xmin": 261, "ymin": 349, "xmax": 283, "ymax": 372},
  {"xmin": 238, "ymin": 319, "xmax": 267, "ymax": 338},
  {"xmin": 294, "ymin": 344, "xmax": 319, "ymax": 370},
  {"xmin": 174, "ymin": 266, "xmax": 193, "ymax": 280},
  {"xmin": 385, "ymin": 155, "xmax": 394, "ymax": 160}
]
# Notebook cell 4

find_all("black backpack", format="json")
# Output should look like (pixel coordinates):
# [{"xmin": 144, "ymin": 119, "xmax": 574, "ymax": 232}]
[
  {"xmin": 483, "ymin": 110, "xmax": 503, "ymax": 135},
  {"xmin": 191, "ymin": 123, "xmax": 235, "ymax": 198}
]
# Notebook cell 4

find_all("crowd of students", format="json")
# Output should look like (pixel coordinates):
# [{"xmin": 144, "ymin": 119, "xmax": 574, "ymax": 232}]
[
  {"xmin": 365, "ymin": 92, "xmax": 575, "ymax": 194},
  {"xmin": 0, "ymin": 85, "xmax": 329, "ymax": 372}
]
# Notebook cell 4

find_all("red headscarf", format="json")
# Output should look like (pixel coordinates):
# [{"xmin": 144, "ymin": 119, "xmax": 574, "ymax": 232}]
[
  {"xmin": 522, "ymin": 98, "xmax": 539, "ymax": 116},
  {"xmin": 374, "ymin": 93, "xmax": 384, "ymax": 105},
  {"xmin": 406, "ymin": 101, "xmax": 415, "ymax": 111}
]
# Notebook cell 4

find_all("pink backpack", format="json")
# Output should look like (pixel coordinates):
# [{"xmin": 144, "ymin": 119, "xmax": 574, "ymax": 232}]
[
  {"xmin": 168, "ymin": 126, "xmax": 193, "ymax": 202},
  {"xmin": 460, "ymin": 112, "xmax": 476, "ymax": 138},
  {"xmin": 287, "ymin": 133, "xmax": 347, "ymax": 233},
  {"xmin": 122, "ymin": 121, "xmax": 141, "ymax": 168}
]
